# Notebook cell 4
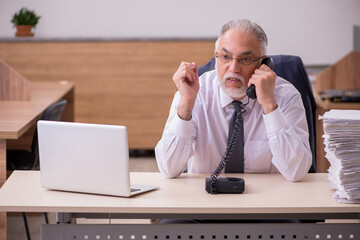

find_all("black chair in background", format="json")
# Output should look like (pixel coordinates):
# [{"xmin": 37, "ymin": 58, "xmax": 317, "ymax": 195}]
[
  {"xmin": 6, "ymin": 99, "xmax": 67, "ymax": 240},
  {"xmin": 7, "ymin": 99, "xmax": 68, "ymax": 171},
  {"xmin": 198, "ymin": 55, "xmax": 317, "ymax": 173}
]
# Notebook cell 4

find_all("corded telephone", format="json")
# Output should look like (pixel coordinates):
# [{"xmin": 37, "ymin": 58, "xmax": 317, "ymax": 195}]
[
  {"xmin": 205, "ymin": 110, "xmax": 245, "ymax": 194},
  {"xmin": 246, "ymin": 57, "xmax": 275, "ymax": 99},
  {"xmin": 205, "ymin": 56, "xmax": 274, "ymax": 194}
]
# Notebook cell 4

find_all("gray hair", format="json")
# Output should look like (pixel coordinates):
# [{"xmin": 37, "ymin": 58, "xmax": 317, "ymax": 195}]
[{"xmin": 215, "ymin": 19, "xmax": 268, "ymax": 55}]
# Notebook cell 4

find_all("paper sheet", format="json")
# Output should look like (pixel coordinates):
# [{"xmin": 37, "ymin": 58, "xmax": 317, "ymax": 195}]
[{"xmin": 320, "ymin": 110, "xmax": 360, "ymax": 203}]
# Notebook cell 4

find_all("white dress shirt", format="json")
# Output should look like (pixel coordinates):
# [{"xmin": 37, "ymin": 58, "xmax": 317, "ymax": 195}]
[{"xmin": 155, "ymin": 70, "xmax": 312, "ymax": 181}]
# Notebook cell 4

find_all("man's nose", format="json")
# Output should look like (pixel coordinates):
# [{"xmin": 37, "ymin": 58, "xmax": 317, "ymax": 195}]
[{"xmin": 228, "ymin": 59, "xmax": 242, "ymax": 73}]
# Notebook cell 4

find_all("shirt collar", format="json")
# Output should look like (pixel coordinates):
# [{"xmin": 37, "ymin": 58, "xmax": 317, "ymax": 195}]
[{"xmin": 219, "ymin": 85, "xmax": 233, "ymax": 108}]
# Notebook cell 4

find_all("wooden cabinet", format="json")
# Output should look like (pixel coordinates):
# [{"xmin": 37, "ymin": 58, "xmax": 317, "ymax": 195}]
[{"xmin": 0, "ymin": 40, "xmax": 214, "ymax": 149}]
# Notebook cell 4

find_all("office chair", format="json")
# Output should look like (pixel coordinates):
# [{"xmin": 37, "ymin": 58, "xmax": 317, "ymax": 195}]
[
  {"xmin": 7, "ymin": 99, "xmax": 67, "ymax": 171},
  {"xmin": 6, "ymin": 99, "xmax": 67, "ymax": 240},
  {"xmin": 198, "ymin": 55, "xmax": 317, "ymax": 173}
]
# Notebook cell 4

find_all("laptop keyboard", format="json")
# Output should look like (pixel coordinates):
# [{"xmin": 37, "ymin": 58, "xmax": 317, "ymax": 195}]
[{"xmin": 131, "ymin": 188, "xmax": 141, "ymax": 192}]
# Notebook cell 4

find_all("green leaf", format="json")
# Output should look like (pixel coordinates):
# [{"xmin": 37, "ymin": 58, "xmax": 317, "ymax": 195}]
[{"xmin": 11, "ymin": 7, "xmax": 41, "ymax": 27}]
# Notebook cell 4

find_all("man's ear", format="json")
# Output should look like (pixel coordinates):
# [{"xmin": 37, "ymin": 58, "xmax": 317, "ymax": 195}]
[{"xmin": 214, "ymin": 50, "xmax": 217, "ymax": 69}]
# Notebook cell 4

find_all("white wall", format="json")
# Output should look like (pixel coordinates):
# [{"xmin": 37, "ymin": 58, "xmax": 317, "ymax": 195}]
[{"xmin": 0, "ymin": 0, "xmax": 359, "ymax": 65}]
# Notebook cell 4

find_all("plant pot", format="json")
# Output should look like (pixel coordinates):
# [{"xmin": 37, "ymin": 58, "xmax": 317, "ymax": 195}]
[{"xmin": 15, "ymin": 25, "xmax": 34, "ymax": 37}]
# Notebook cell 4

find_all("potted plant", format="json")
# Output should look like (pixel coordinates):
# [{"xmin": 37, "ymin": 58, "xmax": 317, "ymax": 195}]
[{"xmin": 11, "ymin": 7, "xmax": 41, "ymax": 37}]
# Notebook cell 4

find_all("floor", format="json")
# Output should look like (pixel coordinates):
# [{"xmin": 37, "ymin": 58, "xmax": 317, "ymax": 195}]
[{"xmin": 7, "ymin": 157, "xmax": 158, "ymax": 240}]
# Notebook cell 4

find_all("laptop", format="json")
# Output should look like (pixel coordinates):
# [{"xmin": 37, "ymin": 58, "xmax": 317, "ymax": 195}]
[{"xmin": 37, "ymin": 120, "xmax": 159, "ymax": 197}]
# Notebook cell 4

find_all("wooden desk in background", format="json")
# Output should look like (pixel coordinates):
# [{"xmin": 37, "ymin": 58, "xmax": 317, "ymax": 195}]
[
  {"xmin": 0, "ymin": 171, "xmax": 359, "ymax": 240},
  {"xmin": 314, "ymin": 51, "xmax": 360, "ymax": 173},
  {"xmin": 0, "ymin": 81, "xmax": 74, "ymax": 240}
]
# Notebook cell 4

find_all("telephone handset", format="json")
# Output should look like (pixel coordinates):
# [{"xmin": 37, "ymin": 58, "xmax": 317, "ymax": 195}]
[{"xmin": 245, "ymin": 57, "xmax": 275, "ymax": 99}]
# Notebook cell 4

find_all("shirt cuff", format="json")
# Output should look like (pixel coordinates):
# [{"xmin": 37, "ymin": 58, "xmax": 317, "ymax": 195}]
[
  {"xmin": 168, "ymin": 113, "xmax": 195, "ymax": 138},
  {"xmin": 262, "ymin": 107, "xmax": 289, "ymax": 135}
]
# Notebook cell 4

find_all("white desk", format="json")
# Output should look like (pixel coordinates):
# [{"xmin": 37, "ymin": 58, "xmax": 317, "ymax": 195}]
[{"xmin": 0, "ymin": 171, "xmax": 359, "ymax": 240}]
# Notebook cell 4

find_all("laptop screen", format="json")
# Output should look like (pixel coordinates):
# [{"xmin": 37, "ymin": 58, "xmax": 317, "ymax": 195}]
[{"xmin": 37, "ymin": 121, "xmax": 133, "ymax": 196}]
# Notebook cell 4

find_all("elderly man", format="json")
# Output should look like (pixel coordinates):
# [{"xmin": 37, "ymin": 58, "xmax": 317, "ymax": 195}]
[{"xmin": 155, "ymin": 19, "xmax": 312, "ymax": 181}]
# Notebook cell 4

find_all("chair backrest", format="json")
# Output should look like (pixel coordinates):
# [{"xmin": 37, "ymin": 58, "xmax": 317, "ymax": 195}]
[
  {"xmin": 198, "ymin": 55, "xmax": 317, "ymax": 173},
  {"xmin": 31, "ymin": 99, "xmax": 68, "ymax": 169}
]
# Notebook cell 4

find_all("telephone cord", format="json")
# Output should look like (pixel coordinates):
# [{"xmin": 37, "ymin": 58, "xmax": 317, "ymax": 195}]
[{"xmin": 209, "ymin": 104, "xmax": 246, "ymax": 194}]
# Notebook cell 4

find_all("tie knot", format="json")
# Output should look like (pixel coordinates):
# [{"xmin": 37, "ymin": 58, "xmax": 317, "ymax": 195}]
[{"xmin": 232, "ymin": 101, "xmax": 243, "ymax": 112}]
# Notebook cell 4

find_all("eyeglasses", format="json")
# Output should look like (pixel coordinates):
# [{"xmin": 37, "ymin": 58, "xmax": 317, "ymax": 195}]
[{"xmin": 215, "ymin": 52, "xmax": 264, "ymax": 66}]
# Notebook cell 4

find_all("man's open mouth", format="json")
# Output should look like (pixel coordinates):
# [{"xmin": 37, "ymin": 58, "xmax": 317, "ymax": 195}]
[{"xmin": 227, "ymin": 77, "xmax": 240, "ymax": 82}]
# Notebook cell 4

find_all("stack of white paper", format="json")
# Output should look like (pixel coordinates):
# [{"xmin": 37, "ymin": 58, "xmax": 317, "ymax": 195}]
[{"xmin": 319, "ymin": 109, "xmax": 360, "ymax": 203}]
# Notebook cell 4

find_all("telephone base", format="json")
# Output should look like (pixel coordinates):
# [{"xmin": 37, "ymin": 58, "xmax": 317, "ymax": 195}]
[{"xmin": 205, "ymin": 177, "xmax": 245, "ymax": 194}]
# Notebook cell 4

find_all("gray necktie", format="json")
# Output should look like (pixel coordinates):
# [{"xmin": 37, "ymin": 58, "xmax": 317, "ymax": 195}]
[{"xmin": 225, "ymin": 101, "xmax": 245, "ymax": 173}]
